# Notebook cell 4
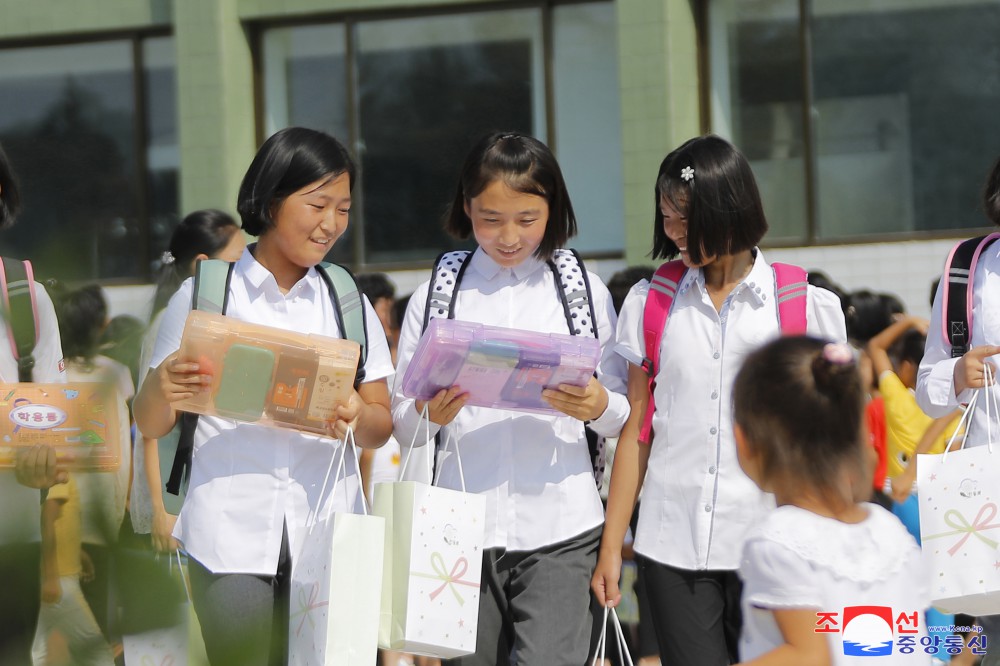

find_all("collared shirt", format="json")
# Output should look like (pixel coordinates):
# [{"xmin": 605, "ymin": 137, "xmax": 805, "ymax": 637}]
[
  {"xmin": 392, "ymin": 249, "xmax": 630, "ymax": 552},
  {"xmin": 615, "ymin": 249, "xmax": 847, "ymax": 571},
  {"xmin": 149, "ymin": 248, "xmax": 394, "ymax": 575},
  {"xmin": 0, "ymin": 282, "xmax": 66, "ymax": 546},
  {"xmin": 916, "ymin": 239, "xmax": 1000, "ymax": 447}
]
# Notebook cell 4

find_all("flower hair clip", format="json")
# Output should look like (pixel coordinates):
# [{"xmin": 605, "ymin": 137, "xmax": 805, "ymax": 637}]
[
  {"xmin": 822, "ymin": 342, "xmax": 854, "ymax": 366},
  {"xmin": 161, "ymin": 251, "xmax": 175, "ymax": 266},
  {"xmin": 680, "ymin": 166, "xmax": 695, "ymax": 182}
]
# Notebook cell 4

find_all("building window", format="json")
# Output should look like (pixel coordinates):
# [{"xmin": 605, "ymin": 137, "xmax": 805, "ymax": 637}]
[
  {"xmin": 261, "ymin": 1, "xmax": 622, "ymax": 267},
  {"xmin": 708, "ymin": 0, "xmax": 1000, "ymax": 242},
  {"xmin": 0, "ymin": 35, "xmax": 178, "ymax": 282}
]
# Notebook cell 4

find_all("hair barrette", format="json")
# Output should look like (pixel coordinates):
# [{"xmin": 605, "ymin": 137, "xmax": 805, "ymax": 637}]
[
  {"xmin": 822, "ymin": 342, "xmax": 854, "ymax": 365},
  {"xmin": 161, "ymin": 251, "xmax": 175, "ymax": 266},
  {"xmin": 680, "ymin": 166, "xmax": 694, "ymax": 182}
]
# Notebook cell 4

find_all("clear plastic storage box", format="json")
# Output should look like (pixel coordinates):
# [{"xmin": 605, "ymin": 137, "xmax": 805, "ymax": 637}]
[
  {"xmin": 0, "ymin": 382, "xmax": 122, "ymax": 471},
  {"xmin": 174, "ymin": 310, "xmax": 360, "ymax": 435},
  {"xmin": 400, "ymin": 318, "xmax": 600, "ymax": 414}
]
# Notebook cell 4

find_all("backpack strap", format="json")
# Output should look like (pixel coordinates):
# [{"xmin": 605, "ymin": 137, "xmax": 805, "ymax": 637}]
[
  {"xmin": 424, "ymin": 250, "xmax": 472, "ymax": 326},
  {"xmin": 638, "ymin": 260, "xmax": 686, "ymax": 445},
  {"xmin": 316, "ymin": 261, "xmax": 369, "ymax": 385},
  {"xmin": 191, "ymin": 258, "xmax": 233, "ymax": 314},
  {"xmin": 771, "ymin": 262, "xmax": 809, "ymax": 335},
  {"xmin": 547, "ymin": 248, "xmax": 597, "ymax": 338},
  {"xmin": 0, "ymin": 257, "xmax": 40, "ymax": 382},
  {"xmin": 942, "ymin": 233, "xmax": 1000, "ymax": 358}
]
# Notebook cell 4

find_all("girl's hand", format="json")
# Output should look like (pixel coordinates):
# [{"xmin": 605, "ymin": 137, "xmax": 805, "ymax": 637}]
[
  {"xmin": 41, "ymin": 577, "xmax": 61, "ymax": 604},
  {"xmin": 151, "ymin": 508, "xmax": 179, "ymax": 553},
  {"xmin": 541, "ymin": 376, "xmax": 609, "ymax": 422},
  {"xmin": 80, "ymin": 550, "xmax": 96, "ymax": 583},
  {"xmin": 890, "ymin": 466, "xmax": 917, "ymax": 504},
  {"xmin": 416, "ymin": 387, "xmax": 469, "ymax": 427},
  {"xmin": 953, "ymin": 345, "xmax": 1000, "ymax": 396},
  {"xmin": 327, "ymin": 389, "xmax": 364, "ymax": 441},
  {"xmin": 591, "ymin": 549, "xmax": 623, "ymax": 608},
  {"xmin": 14, "ymin": 444, "xmax": 67, "ymax": 489},
  {"xmin": 153, "ymin": 352, "xmax": 211, "ymax": 404}
]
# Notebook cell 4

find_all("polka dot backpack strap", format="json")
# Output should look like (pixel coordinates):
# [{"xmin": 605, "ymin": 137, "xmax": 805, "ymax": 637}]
[
  {"xmin": 422, "ymin": 250, "xmax": 472, "ymax": 329},
  {"xmin": 547, "ymin": 248, "xmax": 605, "ymax": 488}
]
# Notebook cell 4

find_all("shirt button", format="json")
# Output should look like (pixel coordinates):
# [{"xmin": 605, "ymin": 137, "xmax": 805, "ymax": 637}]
[
  {"xmin": 710, "ymin": 427, "xmax": 718, "ymax": 435},
  {"xmin": 704, "ymin": 504, "xmax": 712, "ymax": 512},
  {"xmin": 711, "ymin": 390, "xmax": 719, "ymax": 399},
  {"xmin": 713, "ymin": 351, "xmax": 720, "ymax": 360},
  {"xmin": 754, "ymin": 286, "xmax": 761, "ymax": 294},
  {"xmin": 709, "ymin": 465, "xmax": 717, "ymax": 474}
]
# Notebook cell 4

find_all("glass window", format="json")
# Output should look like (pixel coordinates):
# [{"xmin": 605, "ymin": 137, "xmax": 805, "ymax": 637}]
[
  {"xmin": 260, "ymin": 2, "xmax": 623, "ymax": 266},
  {"xmin": 0, "ymin": 37, "xmax": 177, "ymax": 283},
  {"xmin": 144, "ymin": 36, "xmax": 181, "ymax": 278}
]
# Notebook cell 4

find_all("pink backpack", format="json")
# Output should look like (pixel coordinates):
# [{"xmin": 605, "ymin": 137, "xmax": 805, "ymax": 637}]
[{"xmin": 638, "ymin": 260, "xmax": 809, "ymax": 444}]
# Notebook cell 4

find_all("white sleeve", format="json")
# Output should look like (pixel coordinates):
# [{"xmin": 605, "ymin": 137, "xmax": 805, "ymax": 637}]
[
  {"xmin": 740, "ymin": 537, "xmax": 823, "ymax": 610},
  {"xmin": 916, "ymin": 275, "xmax": 966, "ymax": 416},
  {"xmin": 613, "ymin": 281, "xmax": 650, "ymax": 368},
  {"xmin": 805, "ymin": 285, "xmax": 847, "ymax": 343},
  {"xmin": 586, "ymin": 273, "xmax": 630, "ymax": 437},
  {"xmin": 148, "ymin": 278, "xmax": 193, "ymax": 372},
  {"xmin": 31, "ymin": 283, "xmax": 67, "ymax": 383},
  {"xmin": 359, "ymin": 295, "xmax": 394, "ymax": 384},
  {"xmin": 391, "ymin": 280, "xmax": 441, "ymax": 449}
]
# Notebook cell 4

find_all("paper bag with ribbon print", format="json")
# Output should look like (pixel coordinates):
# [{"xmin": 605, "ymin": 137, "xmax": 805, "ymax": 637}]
[
  {"xmin": 918, "ymin": 375, "xmax": 1000, "ymax": 615},
  {"xmin": 288, "ymin": 430, "xmax": 385, "ymax": 666},
  {"xmin": 374, "ymin": 411, "xmax": 486, "ymax": 658}
]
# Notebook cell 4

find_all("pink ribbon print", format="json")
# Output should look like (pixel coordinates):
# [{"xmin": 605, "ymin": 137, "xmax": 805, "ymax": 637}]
[
  {"xmin": 140, "ymin": 657, "xmax": 175, "ymax": 666},
  {"xmin": 413, "ymin": 552, "xmax": 479, "ymax": 606},
  {"xmin": 290, "ymin": 583, "xmax": 329, "ymax": 637},
  {"xmin": 925, "ymin": 503, "xmax": 1000, "ymax": 556}
]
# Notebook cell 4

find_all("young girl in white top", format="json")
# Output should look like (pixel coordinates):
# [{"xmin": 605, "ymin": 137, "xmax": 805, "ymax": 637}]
[
  {"xmin": 733, "ymin": 336, "xmax": 930, "ymax": 665},
  {"xmin": 592, "ymin": 135, "xmax": 846, "ymax": 665},
  {"xmin": 391, "ymin": 132, "xmax": 630, "ymax": 666},
  {"xmin": 133, "ymin": 127, "xmax": 394, "ymax": 666}
]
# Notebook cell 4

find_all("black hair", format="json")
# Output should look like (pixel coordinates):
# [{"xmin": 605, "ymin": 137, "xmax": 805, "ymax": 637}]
[
  {"xmin": 100, "ymin": 314, "xmax": 146, "ymax": 388},
  {"xmin": 607, "ymin": 265, "xmax": 655, "ymax": 315},
  {"xmin": 237, "ymin": 127, "xmax": 356, "ymax": 236},
  {"xmin": 0, "ymin": 142, "xmax": 22, "ymax": 230},
  {"xmin": 444, "ymin": 132, "xmax": 576, "ymax": 260},
  {"xmin": 888, "ymin": 328, "xmax": 926, "ymax": 370},
  {"xmin": 985, "ymin": 155, "xmax": 1000, "ymax": 227},
  {"xmin": 733, "ymin": 336, "xmax": 866, "ymax": 503},
  {"xmin": 355, "ymin": 272, "xmax": 396, "ymax": 305},
  {"xmin": 152, "ymin": 209, "xmax": 241, "ymax": 317},
  {"xmin": 55, "ymin": 284, "xmax": 108, "ymax": 363},
  {"xmin": 843, "ymin": 289, "xmax": 894, "ymax": 345},
  {"xmin": 652, "ymin": 135, "xmax": 768, "ymax": 263},
  {"xmin": 880, "ymin": 292, "xmax": 906, "ymax": 318},
  {"xmin": 391, "ymin": 293, "xmax": 411, "ymax": 333}
]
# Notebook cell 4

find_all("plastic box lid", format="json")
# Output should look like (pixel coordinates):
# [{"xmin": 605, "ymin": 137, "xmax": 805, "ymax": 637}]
[
  {"xmin": 401, "ymin": 318, "xmax": 600, "ymax": 415},
  {"xmin": 174, "ymin": 310, "xmax": 360, "ymax": 436}
]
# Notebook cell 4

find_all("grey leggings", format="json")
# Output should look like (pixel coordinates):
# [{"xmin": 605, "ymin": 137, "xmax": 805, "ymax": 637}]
[{"xmin": 187, "ymin": 525, "xmax": 291, "ymax": 666}]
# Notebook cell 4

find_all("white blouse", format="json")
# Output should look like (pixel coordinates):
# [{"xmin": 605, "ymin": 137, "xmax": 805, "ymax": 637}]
[
  {"xmin": 149, "ymin": 249, "xmax": 394, "ymax": 575},
  {"xmin": 615, "ymin": 249, "xmax": 847, "ymax": 570},
  {"xmin": 916, "ymin": 239, "xmax": 1000, "ymax": 448},
  {"xmin": 739, "ymin": 504, "xmax": 930, "ymax": 665},
  {"xmin": 392, "ymin": 249, "xmax": 630, "ymax": 552}
]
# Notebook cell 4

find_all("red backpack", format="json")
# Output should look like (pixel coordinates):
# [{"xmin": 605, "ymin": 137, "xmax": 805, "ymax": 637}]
[{"xmin": 637, "ymin": 260, "xmax": 809, "ymax": 444}]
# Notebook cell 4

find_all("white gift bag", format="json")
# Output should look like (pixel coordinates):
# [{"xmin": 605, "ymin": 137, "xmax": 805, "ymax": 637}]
[
  {"xmin": 374, "ymin": 410, "xmax": 486, "ymax": 658},
  {"xmin": 918, "ymin": 375, "xmax": 1000, "ymax": 615},
  {"xmin": 288, "ymin": 430, "xmax": 385, "ymax": 666},
  {"xmin": 123, "ymin": 553, "xmax": 194, "ymax": 666}
]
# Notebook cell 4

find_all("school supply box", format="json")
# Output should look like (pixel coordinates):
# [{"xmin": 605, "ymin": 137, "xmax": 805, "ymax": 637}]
[
  {"xmin": 0, "ymin": 382, "xmax": 122, "ymax": 470},
  {"xmin": 401, "ymin": 318, "xmax": 600, "ymax": 414},
  {"xmin": 174, "ymin": 310, "xmax": 360, "ymax": 435}
]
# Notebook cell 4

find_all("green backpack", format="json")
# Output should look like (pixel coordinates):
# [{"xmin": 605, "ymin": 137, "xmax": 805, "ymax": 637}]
[{"xmin": 165, "ymin": 258, "xmax": 369, "ymax": 496}]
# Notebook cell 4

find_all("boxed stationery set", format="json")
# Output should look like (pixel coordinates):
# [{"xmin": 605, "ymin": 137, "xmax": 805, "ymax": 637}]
[
  {"xmin": 400, "ymin": 318, "xmax": 600, "ymax": 414},
  {"xmin": 174, "ymin": 310, "xmax": 360, "ymax": 435}
]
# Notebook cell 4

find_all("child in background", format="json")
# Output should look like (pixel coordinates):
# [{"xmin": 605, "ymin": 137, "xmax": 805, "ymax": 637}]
[
  {"xmin": 134, "ymin": 128, "xmax": 394, "ymax": 666},
  {"xmin": 917, "ymin": 155, "xmax": 1000, "ymax": 666},
  {"xmin": 392, "ymin": 131, "xmax": 630, "ymax": 666},
  {"xmin": 129, "ymin": 209, "xmax": 244, "ymax": 551},
  {"xmin": 593, "ymin": 135, "xmax": 846, "ymax": 666},
  {"xmin": 733, "ymin": 336, "xmax": 930, "ymax": 665},
  {"xmin": 31, "ymin": 473, "xmax": 114, "ymax": 665}
]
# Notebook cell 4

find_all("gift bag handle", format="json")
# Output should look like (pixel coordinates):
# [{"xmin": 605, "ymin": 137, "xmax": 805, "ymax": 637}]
[
  {"xmin": 309, "ymin": 426, "xmax": 365, "ymax": 535},
  {"xmin": 398, "ymin": 403, "xmax": 470, "ymax": 492},
  {"xmin": 589, "ymin": 605, "xmax": 635, "ymax": 666},
  {"xmin": 942, "ymin": 364, "xmax": 997, "ymax": 461}
]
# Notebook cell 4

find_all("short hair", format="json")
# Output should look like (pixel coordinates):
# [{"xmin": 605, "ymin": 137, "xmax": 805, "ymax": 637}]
[
  {"xmin": 444, "ymin": 132, "xmax": 576, "ymax": 260},
  {"xmin": 652, "ymin": 135, "xmax": 768, "ymax": 263},
  {"xmin": 889, "ymin": 328, "xmax": 926, "ymax": 369},
  {"xmin": 55, "ymin": 284, "xmax": 108, "ymax": 362},
  {"xmin": 0, "ymin": 142, "xmax": 22, "ymax": 230},
  {"xmin": 152, "ymin": 209, "xmax": 241, "ymax": 317},
  {"xmin": 355, "ymin": 272, "xmax": 396, "ymax": 305},
  {"xmin": 985, "ymin": 155, "xmax": 1000, "ymax": 226},
  {"xmin": 807, "ymin": 270, "xmax": 846, "ymax": 305},
  {"xmin": 733, "ymin": 336, "xmax": 866, "ymax": 503},
  {"xmin": 391, "ymin": 293, "xmax": 411, "ymax": 333},
  {"xmin": 237, "ymin": 127, "xmax": 356, "ymax": 236},
  {"xmin": 607, "ymin": 265, "xmax": 655, "ymax": 315},
  {"xmin": 843, "ymin": 289, "xmax": 893, "ymax": 345}
]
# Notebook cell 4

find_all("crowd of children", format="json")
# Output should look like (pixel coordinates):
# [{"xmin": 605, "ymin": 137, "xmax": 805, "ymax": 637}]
[{"xmin": 1, "ymin": 128, "xmax": 999, "ymax": 666}]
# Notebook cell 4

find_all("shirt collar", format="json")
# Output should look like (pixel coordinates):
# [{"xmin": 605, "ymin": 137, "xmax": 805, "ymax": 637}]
[
  {"xmin": 239, "ymin": 243, "xmax": 320, "ymax": 299},
  {"xmin": 469, "ymin": 247, "xmax": 548, "ymax": 281},
  {"xmin": 681, "ymin": 247, "xmax": 769, "ymax": 305}
]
